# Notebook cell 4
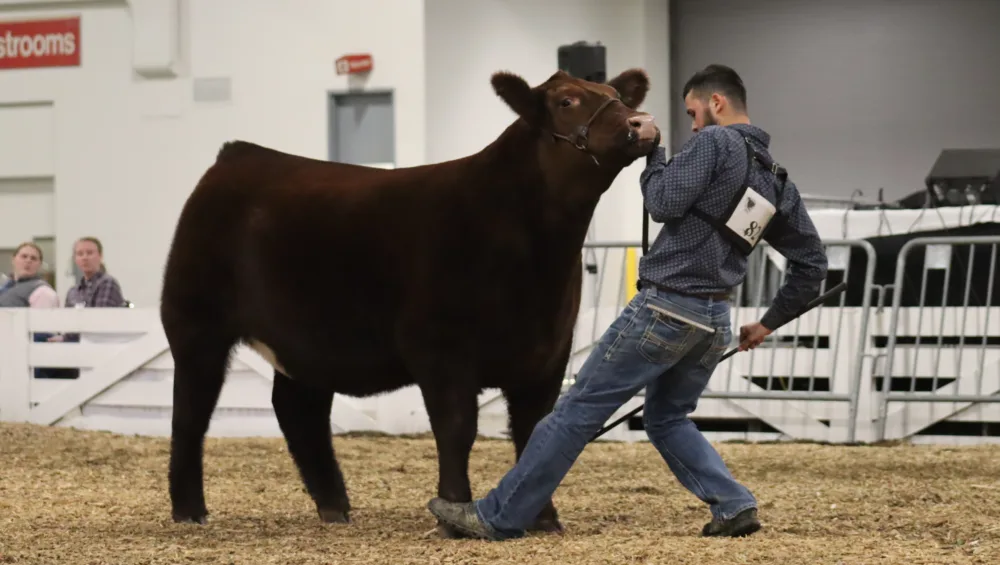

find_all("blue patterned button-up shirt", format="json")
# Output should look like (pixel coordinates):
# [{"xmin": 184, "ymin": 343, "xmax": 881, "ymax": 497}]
[{"xmin": 638, "ymin": 123, "xmax": 828, "ymax": 330}]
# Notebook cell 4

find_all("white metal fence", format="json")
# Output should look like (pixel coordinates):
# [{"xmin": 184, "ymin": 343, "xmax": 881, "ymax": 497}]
[
  {"xmin": 875, "ymin": 236, "xmax": 1000, "ymax": 442},
  {"xmin": 1, "ymin": 235, "xmax": 998, "ymax": 445},
  {"xmin": 570, "ymin": 235, "xmax": 1000, "ymax": 444}
]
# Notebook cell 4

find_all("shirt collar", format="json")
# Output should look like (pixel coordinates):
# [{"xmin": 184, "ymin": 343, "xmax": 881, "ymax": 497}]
[
  {"xmin": 727, "ymin": 123, "xmax": 771, "ymax": 148},
  {"xmin": 79, "ymin": 271, "xmax": 106, "ymax": 287}
]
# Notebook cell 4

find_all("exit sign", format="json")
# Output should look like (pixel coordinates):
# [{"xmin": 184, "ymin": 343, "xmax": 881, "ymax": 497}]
[{"xmin": 335, "ymin": 53, "xmax": 373, "ymax": 75}]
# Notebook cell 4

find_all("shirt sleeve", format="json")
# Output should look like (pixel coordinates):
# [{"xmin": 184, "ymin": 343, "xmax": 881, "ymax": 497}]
[
  {"xmin": 759, "ymin": 179, "xmax": 829, "ymax": 330},
  {"xmin": 28, "ymin": 285, "xmax": 60, "ymax": 308},
  {"xmin": 92, "ymin": 278, "xmax": 125, "ymax": 307},
  {"xmin": 639, "ymin": 128, "xmax": 723, "ymax": 222}
]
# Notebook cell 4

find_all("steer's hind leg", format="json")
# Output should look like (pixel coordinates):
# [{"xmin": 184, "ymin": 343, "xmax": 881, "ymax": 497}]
[
  {"xmin": 418, "ymin": 380, "xmax": 480, "ymax": 539},
  {"xmin": 272, "ymin": 370, "xmax": 351, "ymax": 523},
  {"xmin": 503, "ymin": 375, "xmax": 566, "ymax": 534},
  {"xmin": 167, "ymin": 332, "xmax": 235, "ymax": 524}
]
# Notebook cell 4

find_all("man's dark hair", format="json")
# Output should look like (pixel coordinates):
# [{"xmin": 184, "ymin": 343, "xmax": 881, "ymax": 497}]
[{"xmin": 682, "ymin": 64, "xmax": 747, "ymax": 110}]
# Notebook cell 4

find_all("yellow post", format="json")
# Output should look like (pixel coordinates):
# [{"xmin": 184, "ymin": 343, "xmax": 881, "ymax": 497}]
[{"xmin": 624, "ymin": 246, "xmax": 638, "ymax": 302}]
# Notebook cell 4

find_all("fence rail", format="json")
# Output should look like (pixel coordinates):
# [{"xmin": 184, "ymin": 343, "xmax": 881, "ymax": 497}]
[
  {"xmin": 874, "ymin": 236, "xmax": 1000, "ymax": 442},
  {"xmin": 572, "ymin": 238, "xmax": 881, "ymax": 443},
  {"xmin": 2, "ymin": 235, "xmax": 999, "ymax": 445}
]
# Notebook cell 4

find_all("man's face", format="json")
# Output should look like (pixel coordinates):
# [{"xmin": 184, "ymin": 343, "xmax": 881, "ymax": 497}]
[{"xmin": 684, "ymin": 91, "xmax": 719, "ymax": 133}]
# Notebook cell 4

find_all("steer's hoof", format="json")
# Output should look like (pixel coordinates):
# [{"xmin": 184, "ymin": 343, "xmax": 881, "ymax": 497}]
[
  {"xmin": 318, "ymin": 507, "xmax": 351, "ymax": 524},
  {"xmin": 172, "ymin": 512, "xmax": 208, "ymax": 525},
  {"xmin": 529, "ymin": 517, "xmax": 565, "ymax": 535}
]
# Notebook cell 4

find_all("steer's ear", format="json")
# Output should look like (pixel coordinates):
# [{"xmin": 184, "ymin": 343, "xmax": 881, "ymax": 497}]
[
  {"xmin": 491, "ymin": 71, "xmax": 544, "ymax": 128},
  {"xmin": 608, "ymin": 68, "xmax": 650, "ymax": 109}
]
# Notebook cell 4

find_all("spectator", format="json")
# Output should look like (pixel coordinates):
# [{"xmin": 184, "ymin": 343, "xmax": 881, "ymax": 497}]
[
  {"xmin": 0, "ymin": 242, "xmax": 62, "ymax": 379},
  {"xmin": 47, "ymin": 237, "xmax": 127, "ymax": 347},
  {"xmin": 0, "ymin": 242, "xmax": 60, "ymax": 308},
  {"xmin": 64, "ymin": 236, "xmax": 126, "ymax": 308}
]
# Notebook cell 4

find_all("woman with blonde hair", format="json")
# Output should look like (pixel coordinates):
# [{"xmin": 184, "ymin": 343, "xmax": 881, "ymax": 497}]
[
  {"xmin": 64, "ymin": 236, "xmax": 125, "ymax": 308},
  {"xmin": 47, "ymin": 237, "xmax": 127, "ymax": 349}
]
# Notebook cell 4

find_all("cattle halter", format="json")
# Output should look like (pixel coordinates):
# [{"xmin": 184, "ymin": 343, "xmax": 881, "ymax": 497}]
[{"xmin": 547, "ymin": 96, "xmax": 622, "ymax": 166}]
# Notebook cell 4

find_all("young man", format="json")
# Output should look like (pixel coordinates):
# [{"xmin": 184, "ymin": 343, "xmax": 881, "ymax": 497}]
[{"xmin": 427, "ymin": 64, "xmax": 829, "ymax": 540}]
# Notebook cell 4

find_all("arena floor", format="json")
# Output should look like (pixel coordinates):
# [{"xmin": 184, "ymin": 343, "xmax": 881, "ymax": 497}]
[{"xmin": 1, "ymin": 422, "xmax": 998, "ymax": 564}]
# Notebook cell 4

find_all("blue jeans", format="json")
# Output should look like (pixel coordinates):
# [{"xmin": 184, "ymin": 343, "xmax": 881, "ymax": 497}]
[{"xmin": 474, "ymin": 285, "xmax": 757, "ymax": 539}]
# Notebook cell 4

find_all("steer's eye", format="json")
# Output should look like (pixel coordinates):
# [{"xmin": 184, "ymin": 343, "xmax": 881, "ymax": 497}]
[{"xmin": 559, "ymin": 98, "xmax": 573, "ymax": 108}]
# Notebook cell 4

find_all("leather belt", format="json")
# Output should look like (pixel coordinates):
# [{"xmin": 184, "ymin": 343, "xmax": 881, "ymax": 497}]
[{"xmin": 637, "ymin": 280, "xmax": 733, "ymax": 301}]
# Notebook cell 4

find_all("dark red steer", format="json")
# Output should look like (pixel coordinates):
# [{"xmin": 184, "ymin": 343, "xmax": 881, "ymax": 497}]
[{"xmin": 160, "ymin": 67, "xmax": 660, "ymax": 536}]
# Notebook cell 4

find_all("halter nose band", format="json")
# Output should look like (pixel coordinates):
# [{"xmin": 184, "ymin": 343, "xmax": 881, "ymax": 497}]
[{"xmin": 547, "ymin": 96, "xmax": 623, "ymax": 165}]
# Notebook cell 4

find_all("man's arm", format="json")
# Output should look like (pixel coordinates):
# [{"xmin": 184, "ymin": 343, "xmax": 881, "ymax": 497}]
[
  {"xmin": 757, "ymin": 180, "xmax": 829, "ymax": 331},
  {"xmin": 640, "ymin": 128, "xmax": 723, "ymax": 222}
]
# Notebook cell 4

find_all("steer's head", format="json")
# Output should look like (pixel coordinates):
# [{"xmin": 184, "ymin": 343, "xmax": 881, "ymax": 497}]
[{"xmin": 492, "ymin": 68, "xmax": 660, "ymax": 170}]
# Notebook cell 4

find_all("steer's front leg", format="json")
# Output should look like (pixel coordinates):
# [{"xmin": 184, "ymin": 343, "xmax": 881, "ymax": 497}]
[{"xmin": 418, "ymin": 379, "xmax": 480, "ymax": 539}]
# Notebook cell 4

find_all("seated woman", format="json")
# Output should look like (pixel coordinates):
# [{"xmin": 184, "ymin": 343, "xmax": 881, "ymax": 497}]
[
  {"xmin": 46, "ymin": 238, "xmax": 128, "ymax": 379},
  {"xmin": 0, "ymin": 241, "xmax": 60, "ymax": 308},
  {"xmin": 0, "ymin": 242, "xmax": 62, "ymax": 378},
  {"xmin": 63, "ymin": 236, "xmax": 127, "ymax": 308}
]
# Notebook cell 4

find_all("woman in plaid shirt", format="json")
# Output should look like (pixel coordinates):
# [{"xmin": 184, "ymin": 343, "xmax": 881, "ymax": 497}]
[
  {"xmin": 63, "ymin": 237, "xmax": 126, "ymax": 308},
  {"xmin": 47, "ymin": 237, "xmax": 127, "ymax": 348}
]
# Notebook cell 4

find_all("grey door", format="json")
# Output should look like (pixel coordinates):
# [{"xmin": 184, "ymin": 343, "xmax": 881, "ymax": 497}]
[
  {"xmin": 0, "ymin": 248, "xmax": 13, "ymax": 276},
  {"xmin": 328, "ymin": 91, "xmax": 395, "ymax": 167}
]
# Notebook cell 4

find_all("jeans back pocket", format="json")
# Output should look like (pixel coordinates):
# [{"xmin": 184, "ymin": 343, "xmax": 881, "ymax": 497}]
[{"xmin": 636, "ymin": 305, "xmax": 697, "ymax": 364}]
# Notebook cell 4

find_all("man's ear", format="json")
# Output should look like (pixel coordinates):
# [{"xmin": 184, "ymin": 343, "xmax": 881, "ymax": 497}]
[
  {"xmin": 709, "ymin": 92, "xmax": 726, "ymax": 113},
  {"xmin": 491, "ymin": 71, "xmax": 544, "ymax": 128},
  {"xmin": 608, "ymin": 68, "xmax": 650, "ymax": 109}
]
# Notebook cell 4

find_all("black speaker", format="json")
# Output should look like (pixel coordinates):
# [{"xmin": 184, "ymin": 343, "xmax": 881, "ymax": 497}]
[
  {"xmin": 925, "ymin": 148, "xmax": 1000, "ymax": 206},
  {"xmin": 557, "ymin": 41, "xmax": 606, "ymax": 83}
]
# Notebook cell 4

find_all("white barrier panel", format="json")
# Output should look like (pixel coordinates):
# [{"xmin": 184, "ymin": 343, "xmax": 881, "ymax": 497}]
[
  {"xmin": 2, "ymin": 258, "xmax": 1000, "ymax": 446},
  {"xmin": 0, "ymin": 307, "xmax": 519, "ymax": 439}
]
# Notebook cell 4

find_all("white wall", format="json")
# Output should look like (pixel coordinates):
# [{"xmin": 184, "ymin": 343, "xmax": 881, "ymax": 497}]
[
  {"xmin": 670, "ymin": 0, "xmax": 1000, "ymax": 201},
  {"xmin": 0, "ymin": 178, "xmax": 54, "ymax": 250},
  {"xmin": 0, "ymin": 99, "xmax": 55, "ymax": 252},
  {"xmin": 1, "ymin": 0, "xmax": 669, "ymax": 306},
  {"xmin": 0, "ymin": 0, "xmax": 426, "ymax": 306},
  {"xmin": 424, "ymin": 0, "xmax": 671, "ymax": 243}
]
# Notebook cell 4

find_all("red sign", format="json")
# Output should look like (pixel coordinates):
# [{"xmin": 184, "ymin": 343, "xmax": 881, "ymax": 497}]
[
  {"xmin": 335, "ymin": 53, "xmax": 373, "ymax": 75},
  {"xmin": 0, "ymin": 16, "xmax": 81, "ymax": 70}
]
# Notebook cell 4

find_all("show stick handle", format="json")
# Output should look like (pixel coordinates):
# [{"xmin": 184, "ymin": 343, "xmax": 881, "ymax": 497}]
[{"xmin": 733, "ymin": 281, "xmax": 847, "ymax": 355}]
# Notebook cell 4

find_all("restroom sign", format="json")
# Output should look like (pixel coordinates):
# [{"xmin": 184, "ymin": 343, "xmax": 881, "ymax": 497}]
[
  {"xmin": 336, "ymin": 53, "xmax": 373, "ymax": 75},
  {"xmin": 0, "ymin": 16, "xmax": 81, "ymax": 70}
]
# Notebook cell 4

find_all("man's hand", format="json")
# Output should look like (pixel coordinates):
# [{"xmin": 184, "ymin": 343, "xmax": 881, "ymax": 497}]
[{"xmin": 739, "ymin": 322, "xmax": 772, "ymax": 351}]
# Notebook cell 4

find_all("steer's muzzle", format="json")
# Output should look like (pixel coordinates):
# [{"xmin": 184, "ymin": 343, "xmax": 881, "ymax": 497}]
[{"xmin": 628, "ymin": 114, "xmax": 659, "ymax": 144}]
